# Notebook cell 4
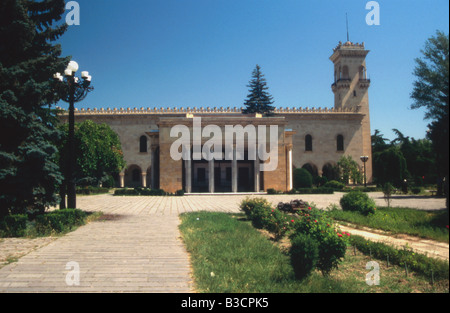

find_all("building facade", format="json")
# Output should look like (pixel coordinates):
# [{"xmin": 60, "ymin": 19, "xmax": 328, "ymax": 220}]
[{"xmin": 60, "ymin": 41, "xmax": 373, "ymax": 193}]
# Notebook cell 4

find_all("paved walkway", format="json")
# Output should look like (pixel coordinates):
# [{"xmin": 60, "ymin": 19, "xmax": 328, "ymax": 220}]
[{"xmin": 0, "ymin": 193, "xmax": 447, "ymax": 293}]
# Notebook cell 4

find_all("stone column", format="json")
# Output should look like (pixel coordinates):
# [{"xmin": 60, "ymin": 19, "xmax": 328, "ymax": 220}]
[
  {"xmin": 208, "ymin": 156, "xmax": 214, "ymax": 194},
  {"xmin": 287, "ymin": 145, "xmax": 293, "ymax": 191},
  {"xmin": 254, "ymin": 149, "xmax": 260, "ymax": 192},
  {"xmin": 185, "ymin": 159, "xmax": 192, "ymax": 194},
  {"xmin": 150, "ymin": 145, "xmax": 157, "ymax": 189},
  {"xmin": 232, "ymin": 145, "xmax": 238, "ymax": 193},
  {"xmin": 119, "ymin": 172, "xmax": 125, "ymax": 188},
  {"xmin": 141, "ymin": 171, "xmax": 147, "ymax": 188},
  {"xmin": 184, "ymin": 144, "xmax": 192, "ymax": 193}
]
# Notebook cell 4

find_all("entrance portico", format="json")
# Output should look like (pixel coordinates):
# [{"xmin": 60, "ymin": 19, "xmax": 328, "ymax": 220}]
[{"xmin": 156, "ymin": 115, "xmax": 294, "ymax": 194}]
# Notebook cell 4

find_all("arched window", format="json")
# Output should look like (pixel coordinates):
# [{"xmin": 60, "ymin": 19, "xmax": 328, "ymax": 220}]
[
  {"xmin": 342, "ymin": 66, "xmax": 349, "ymax": 79},
  {"xmin": 337, "ymin": 135, "xmax": 344, "ymax": 151},
  {"xmin": 359, "ymin": 66, "xmax": 366, "ymax": 79},
  {"xmin": 305, "ymin": 135, "xmax": 313, "ymax": 152},
  {"xmin": 302, "ymin": 163, "xmax": 318, "ymax": 177},
  {"xmin": 139, "ymin": 135, "xmax": 147, "ymax": 153}
]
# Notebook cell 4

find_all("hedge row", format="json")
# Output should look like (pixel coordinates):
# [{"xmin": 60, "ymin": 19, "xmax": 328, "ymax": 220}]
[
  {"xmin": 0, "ymin": 209, "xmax": 88, "ymax": 238},
  {"xmin": 76, "ymin": 186, "xmax": 110, "ymax": 195},
  {"xmin": 267, "ymin": 187, "xmax": 335, "ymax": 195},
  {"xmin": 350, "ymin": 235, "xmax": 449, "ymax": 280},
  {"xmin": 0, "ymin": 214, "xmax": 28, "ymax": 237},
  {"xmin": 35, "ymin": 209, "xmax": 87, "ymax": 235},
  {"xmin": 114, "ymin": 188, "xmax": 184, "ymax": 196}
]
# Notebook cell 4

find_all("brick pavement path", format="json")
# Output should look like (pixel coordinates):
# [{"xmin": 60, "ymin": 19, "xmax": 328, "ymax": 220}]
[{"xmin": 0, "ymin": 193, "xmax": 447, "ymax": 292}]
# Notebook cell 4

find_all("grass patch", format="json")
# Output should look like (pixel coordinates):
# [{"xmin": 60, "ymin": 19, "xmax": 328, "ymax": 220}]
[
  {"xmin": 328, "ymin": 206, "xmax": 449, "ymax": 243},
  {"xmin": 179, "ymin": 212, "xmax": 448, "ymax": 293}
]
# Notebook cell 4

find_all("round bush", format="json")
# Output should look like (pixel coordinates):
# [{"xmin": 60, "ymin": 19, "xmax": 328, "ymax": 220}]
[
  {"xmin": 293, "ymin": 168, "xmax": 313, "ymax": 189},
  {"xmin": 324, "ymin": 180, "xmax": 346, "ymax": 190},
  {"xmin": 290, "ymin": 234, "xmax": 319, "ymax": 280},
  {"xmin": 340, "ymin": 191, "xmax": 376, "ymax": 215},
  {"xmin": 291, "ymin": 206, "xmax": 348, "ymax": 275}
]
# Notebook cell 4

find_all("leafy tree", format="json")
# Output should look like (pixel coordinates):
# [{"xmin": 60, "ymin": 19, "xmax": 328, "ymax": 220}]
[
  {"xmin": 0, "ymin": 0, "xmax": 68, "ymax": 218},
  {"xmin": 337, "ymin": 155, "xmax": 362, "ymax": 185},
  {"xmin": 58, "ymin": 120, "xmax": 126, "ymax": 191},
  {"xmin": 242, "ymin": 65, "xmax": 275, "ymax": 116},
  {"xmin": 410, "ymin": 30, "xmax": 449, "ymax": 205}
]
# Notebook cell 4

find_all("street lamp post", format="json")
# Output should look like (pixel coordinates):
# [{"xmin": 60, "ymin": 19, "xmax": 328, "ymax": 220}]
[
  {"xmin": 360, "ymin": 156, "xmax": 369, "ymax": 188},
  {"xmin": 53, "ymin": 61, "xmax": 93, "ymax": 209}
]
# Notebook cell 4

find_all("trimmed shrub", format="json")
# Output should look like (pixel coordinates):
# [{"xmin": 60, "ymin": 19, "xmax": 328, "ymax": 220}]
[
  {"xmin": 295, "ymin": 187, "xmax": 334, "ymax": 194},
  {"xmin": 139, "ymin": 188, "xmax": 167, "ymax": 196},
  {"xmin": 324, "ymin": 180, "xmax": 346, "ymax": 190},
  {"xmin": 240, "ymin": 197, "xmax": 271, "ymax": 217},
  {"xmin": 340, "ymin": 190, "xmax": 376, "ymax": 215},
  {"xmin": 262, "ymin": 208, "xmax": 292, "ymax": 240},
  {"xmin": 114, "ymin": 188, "xmax": 169, "ymax": 196},
  {"xmin": 293, "ymin": 168, "xmax": 313, "ymax": 189},
  {"xmin": 35, "ymin": 209, "xmax": 87, "ymax": 235},
  {"xmin": 176, "ymin": 189, "xmax": 185, "ymax": 196},
  {"xmin": 114, "ymin": 188, "xmax": 139, "ymax": 196},
  {"xmin": 291, "ymin": 206, "xmax": 348, "ymax": 275},
  {"xmin": 240, "ymin": 198, "xmax": 292, "ymax": 240},
  {"xmin": 266, "ymin": 188, "xmax": 278, "ymax": 194},
  {"xmin": 76, "ymin": 186, "xmax": 110, "ymax": 195},
  {"xmin": 0, "ymin": 214, "xmax": 28, "ymax": 237},
  {"xmin": 249, "ymin": 203, "xmax": 272, "ymax": 230},
  {"xmin": 290, "ymin": 234, "xmax": 319, "ymax": 280}
]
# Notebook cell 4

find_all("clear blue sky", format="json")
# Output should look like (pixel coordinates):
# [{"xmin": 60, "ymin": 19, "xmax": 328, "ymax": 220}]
[{"xmin": 56, "ymin": 0, "xmax": 449, "ymax": 141}]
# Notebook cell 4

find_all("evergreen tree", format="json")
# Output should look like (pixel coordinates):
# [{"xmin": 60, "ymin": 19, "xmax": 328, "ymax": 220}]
[
  {"xmin": 0, "ymin": 0, "xmax": 69, "ymax": 218},
  {"xmin": 371, "ymin": 129, "xmax": 390, "ymax": 154},
  {"xmin": 373, "ymin": 146, "xmax": 408, "ymax": 188},
  {"xmin": 242, "ymin": 65, "xmax": 275, "ymax": 116}
]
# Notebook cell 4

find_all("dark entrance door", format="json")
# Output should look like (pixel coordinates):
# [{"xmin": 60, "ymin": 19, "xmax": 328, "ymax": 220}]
[{"xmin": 238, "ymin": 167, "xmax": 251, "ymax": 192}]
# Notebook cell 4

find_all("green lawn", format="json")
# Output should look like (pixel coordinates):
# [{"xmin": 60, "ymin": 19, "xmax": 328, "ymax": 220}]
[
  {"xmin": 327, "ymin": 206, "xmax": 449, "ymax": 243},
  {"xmin": 179, "ymin": 211, "xmax": 448, "ymax": 293}
]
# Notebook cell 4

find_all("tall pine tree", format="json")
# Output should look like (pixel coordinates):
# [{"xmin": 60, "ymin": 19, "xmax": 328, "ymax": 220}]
[
  {"xmin": 0, "ymin": 0, "xmax": 69, "ymax": 218},
  {"xmin": 242, "ymin": 65, "xmax": 275, "ymax": 116}
]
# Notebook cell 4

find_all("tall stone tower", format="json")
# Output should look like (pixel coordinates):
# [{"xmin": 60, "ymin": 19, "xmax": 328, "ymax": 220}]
[{"xmin": 330, "ymin": 41, "xmax": 373, "ymax": 183}]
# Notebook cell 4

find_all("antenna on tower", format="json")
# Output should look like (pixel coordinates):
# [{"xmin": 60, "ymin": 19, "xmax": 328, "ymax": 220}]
[{"xmin": 346, "ymin": 13, "xmax": 350, "ymax": 42}]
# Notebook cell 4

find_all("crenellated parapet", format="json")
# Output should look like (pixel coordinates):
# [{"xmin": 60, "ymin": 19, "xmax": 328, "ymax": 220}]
[
  {"xmin": 333, "ymin": 41, "xmax": 365, "ymax": 52},
  {"xmin": 57, "ymin": 105, "xmax": 361, "ymax": 116}
]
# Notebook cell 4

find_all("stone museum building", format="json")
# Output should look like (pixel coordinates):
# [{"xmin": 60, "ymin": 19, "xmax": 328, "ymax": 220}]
[{"xmin": 60, "ymin": 41, "xmax": 373, "ymax": 193}]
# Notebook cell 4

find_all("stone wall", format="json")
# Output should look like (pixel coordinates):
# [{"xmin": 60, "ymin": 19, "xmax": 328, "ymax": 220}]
[{"xmin": 60, "ymin": 107, "xmax": 372, "ymax": 190}]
